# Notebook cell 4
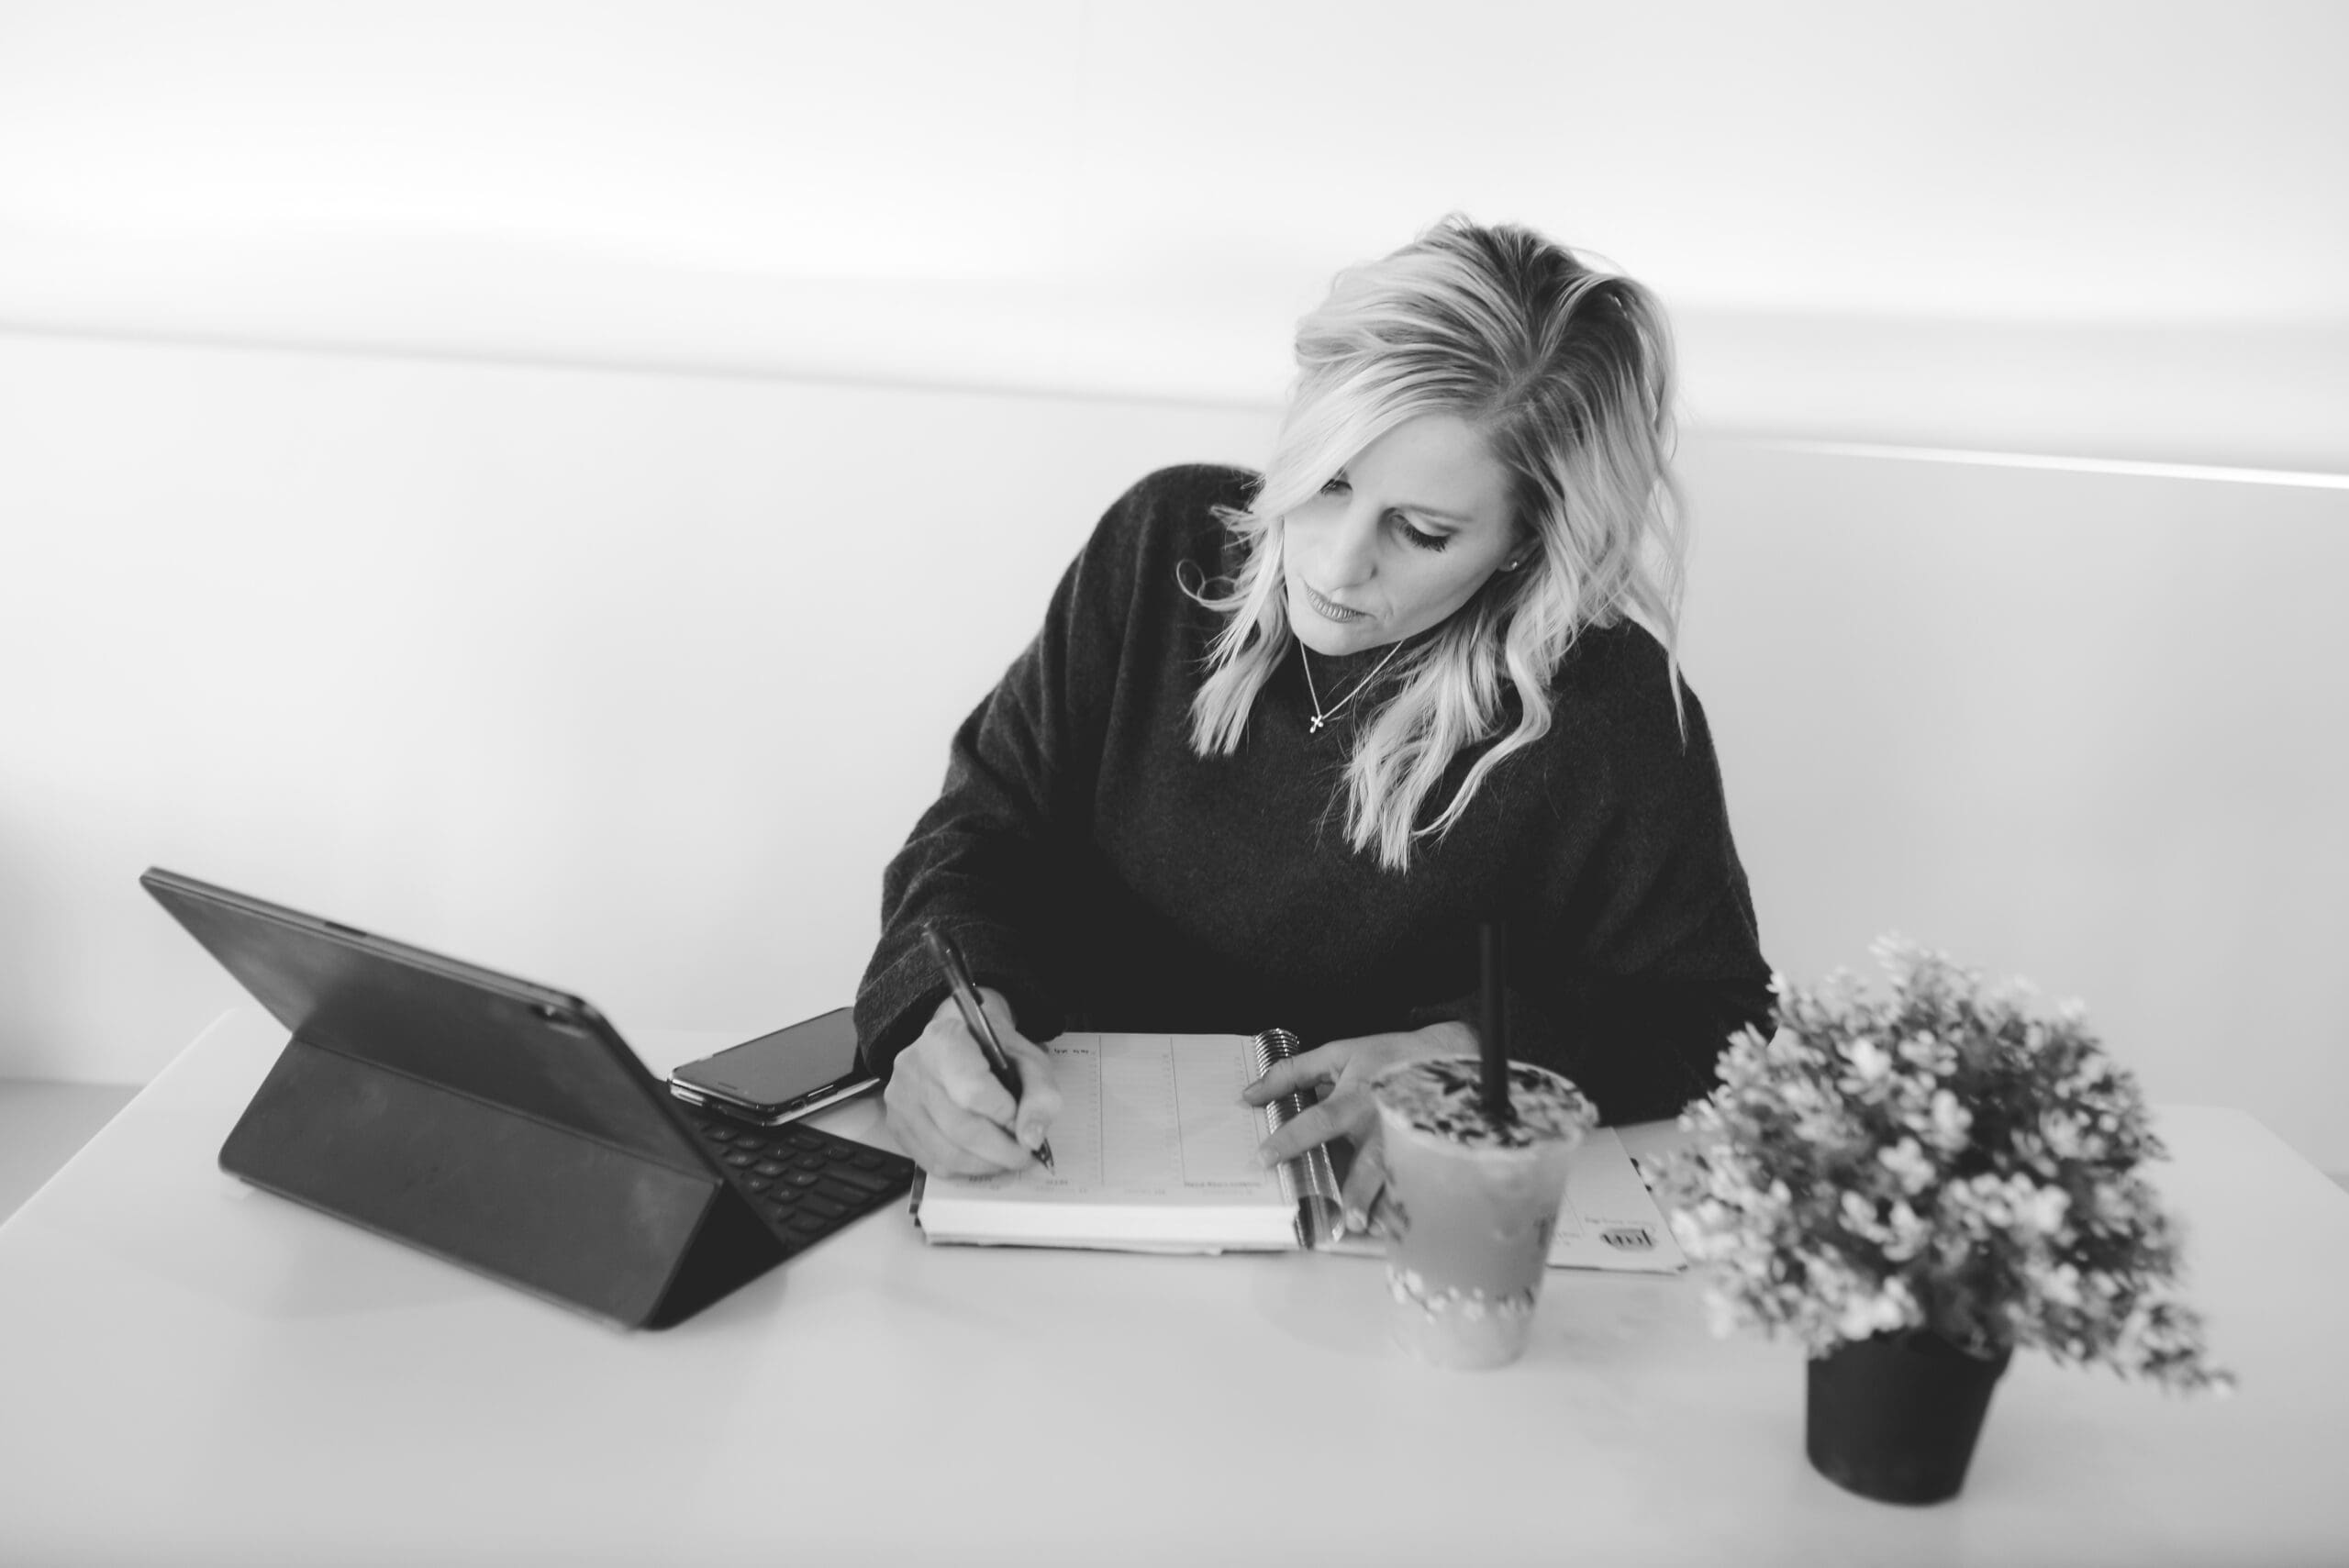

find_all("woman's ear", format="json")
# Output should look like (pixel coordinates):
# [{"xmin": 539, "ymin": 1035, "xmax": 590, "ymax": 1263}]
[{"xmin": 1501, "ymin": 517, "xmax": 1539, "ymax": 572}]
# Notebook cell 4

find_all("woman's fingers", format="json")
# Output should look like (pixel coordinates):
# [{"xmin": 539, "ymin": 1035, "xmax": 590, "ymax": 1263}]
[
  {"xmin": 882, "ymin": 993, "xmax": 1052, "ymax": 1174},
  {"xmin": 1255, "ymin": 1083, "xmax": 1375, "ymax": 1167},
  {"xmin": 883, "ymin": 1069, "xmax": 965, "ymax": 1173},
  {"xmin": 886, "ymin": 1059, "xmax": 1032, "ymax": 1173},
  {"xmin": 1340, "ymin": 1126, "xmax": 1388, "ymax": 1232},
  {"xmin": 887, "ymin": 1090, "xmax": 1029, "ymax": 1176},
  {"xmin": 918, "ymin": 1077, "xmax": 1038, "ymax": 1169},
  {"xmin": 926, "ymin": 1017, "xmax": 1019, "ymax": 1124},
  {"xmin": 999, "ymin": 1031, "xmax": 1062, "ymax": 1152},
  {"xmin": 950, "ymin": 989, "xmax": 1061, "ymax": 1150},
  {"xmin": 1240, "ymin": 1042, "xmax": 1343, "ymax": 1106}
]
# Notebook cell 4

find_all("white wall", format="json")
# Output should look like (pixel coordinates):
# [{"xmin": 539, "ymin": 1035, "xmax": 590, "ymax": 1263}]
[
  {"xmin": 6, "ymin": 1, "xmax": 2342, "ymax": 317},
  {"xmin": 3, "ymin": 2, "xmax": 2344, "ymax": 467},
  {"xmin": 5, "ymin": 328, "xmax": 2343, "ymax": 1173},
  {"xmin": 1677, "ymin": 441, "xmax": 2349, "ymax": 1173},
  {"xmin": 0, "ymin": 328, "xmax": 1275, "ymax": 1078}
]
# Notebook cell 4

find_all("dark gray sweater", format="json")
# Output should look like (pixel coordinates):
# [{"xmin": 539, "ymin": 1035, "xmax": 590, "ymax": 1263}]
[{"xmin": 853, "ymin": 464, "xmax": 1772, "ymax": 1124}]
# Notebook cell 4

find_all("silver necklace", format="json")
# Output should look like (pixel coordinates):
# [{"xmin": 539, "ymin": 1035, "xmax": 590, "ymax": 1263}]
[{"xmin": 1299, "ymin": 639, "xmax": 1406, "ymax": 734}]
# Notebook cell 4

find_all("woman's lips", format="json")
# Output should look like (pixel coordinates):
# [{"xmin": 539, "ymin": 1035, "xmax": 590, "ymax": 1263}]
[{"xmin": 1301, "ymin": 582, "xmax": 1369, "ymax": 621}]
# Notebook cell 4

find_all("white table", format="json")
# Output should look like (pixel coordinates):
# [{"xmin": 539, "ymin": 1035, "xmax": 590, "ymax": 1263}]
[{"xmin": 3, "ymin": 1008, "xmax": 2343, "ymax": 1566}]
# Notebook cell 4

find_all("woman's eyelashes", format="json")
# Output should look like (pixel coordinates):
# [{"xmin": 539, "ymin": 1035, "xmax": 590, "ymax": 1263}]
[{"xmin": 1315, "ymin": 475, "xmax": 1451, "ymax": 552}]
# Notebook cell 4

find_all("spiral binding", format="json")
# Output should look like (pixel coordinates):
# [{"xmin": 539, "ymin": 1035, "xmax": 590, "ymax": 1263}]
[{"xmin": 1251, "ymin": 1027, "xmax": 1342, "ymax": 1240}]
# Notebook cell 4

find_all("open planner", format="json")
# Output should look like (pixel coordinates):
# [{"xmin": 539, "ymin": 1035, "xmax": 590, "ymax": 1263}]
[{"xmin": 909, "ymin": 1030, "xmax": 1686, "ymax": 1273}]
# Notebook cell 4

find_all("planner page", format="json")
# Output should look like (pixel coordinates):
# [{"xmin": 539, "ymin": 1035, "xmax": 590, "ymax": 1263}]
[
  {"xmin": 914, "ymin": 1032, "xmax": 1301, "ymax": 1251},
  {"xmin": 1544, "ymin": 1129, "xmax": 1687, "ymax": 1273}
]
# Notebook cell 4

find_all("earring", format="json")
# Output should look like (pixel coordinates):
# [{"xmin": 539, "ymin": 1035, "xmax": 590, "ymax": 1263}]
[{"xmin": 1502, "ymin": 557, "xmax": 1524, "ymax": 573}]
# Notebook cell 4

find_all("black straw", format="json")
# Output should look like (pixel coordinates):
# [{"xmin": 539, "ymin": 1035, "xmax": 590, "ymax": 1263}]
[{"xmin": 1478, "ymin": 920, "xmax": 1513, "ymax": 1122}]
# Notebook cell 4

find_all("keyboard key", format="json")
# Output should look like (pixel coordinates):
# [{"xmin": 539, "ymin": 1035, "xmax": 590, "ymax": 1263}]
[
  {"xmin": 819, "ymin": 1164, "xmax": 892, "ymax": 1196},
  {"xmin": 693, "ymin": 1115, "xmax": 907, "ymax": 1260}
]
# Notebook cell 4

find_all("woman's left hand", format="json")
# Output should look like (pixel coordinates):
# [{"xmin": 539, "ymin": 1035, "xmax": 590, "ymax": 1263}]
[{"xmin": 1241, "ymin": 1020, "xmax": 1475, "ymax": 1232}]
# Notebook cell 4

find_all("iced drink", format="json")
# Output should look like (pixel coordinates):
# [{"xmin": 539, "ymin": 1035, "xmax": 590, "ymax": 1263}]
[{"xmin": 1370, "ymin": 1056, "xmax": 1596, "ymax": 1369}]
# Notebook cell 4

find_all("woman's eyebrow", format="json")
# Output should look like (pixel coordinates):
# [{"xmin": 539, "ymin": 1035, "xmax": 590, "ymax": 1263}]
[{"xmin": 1339, "ymin": 469, "xmax": 1474, "ymax": 525}]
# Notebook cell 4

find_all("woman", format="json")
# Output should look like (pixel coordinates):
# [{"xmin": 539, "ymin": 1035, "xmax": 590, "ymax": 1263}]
[{"xmin": 853, "ymin": 216, "xmax": 1771, "ymax": 1217}]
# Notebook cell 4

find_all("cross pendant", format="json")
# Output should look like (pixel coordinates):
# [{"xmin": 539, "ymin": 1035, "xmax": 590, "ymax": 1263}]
[{"xmin": 1309, "ymin": 715, "xmax": 1327, "ymax": 734}]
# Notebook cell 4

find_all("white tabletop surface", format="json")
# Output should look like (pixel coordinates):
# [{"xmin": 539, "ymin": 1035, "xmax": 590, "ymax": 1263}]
[{"xmin": 3, "ymin": 1007, "xmax": 2344, "ymax": 1567}]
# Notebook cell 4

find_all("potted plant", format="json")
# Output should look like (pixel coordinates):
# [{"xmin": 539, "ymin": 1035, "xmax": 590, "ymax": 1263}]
[{"xmin": 1655, "ymin": 937, "xmax": 2233, "ymax": 1505}]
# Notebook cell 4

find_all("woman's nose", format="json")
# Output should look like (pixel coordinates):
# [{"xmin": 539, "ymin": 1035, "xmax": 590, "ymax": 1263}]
[{"xmin": 1322, "ymin": 505, "xmax": 1380, "ymax": 585}]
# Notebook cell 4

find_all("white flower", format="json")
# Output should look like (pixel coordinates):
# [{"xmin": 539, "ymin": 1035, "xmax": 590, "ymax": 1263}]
[
  {"xmin": 1846, "ymin": 1036, "xmax": 1894, "ymax": 1083},
  {"xmin": 2020, "ymin": 1183, "xmax": 2071, "ymax": 1237},
  {"xmin": 1832, "ymin": 1275, "xmax": 1918, "ymax": 1341},
  {"xmin": 1878, "ymin": 1138, "xmax": 1936, "ymax": 1196},
  {"xmin": 1928, "ymin": 1089, "xmax": 1972, "ymax": 1151},
  {"xmin": 2041, "ymin": 1110, "xmax": 2087, "ymax": 1160},
  {"xmin": 1882, "ymin": 1200, "xmax": 1929, "ymax": 1262},
  {"xmin": 2039, "ymin": 1263, "xmax": 2083, "ymax": 1308},
  {"xmin": 1840, "ymin": 1190, "xmax": 1880, "ymax": 1239},
  {"xmin": 1898, "ymin": 1030, "xmax": 1955, "ymax": 1075}
]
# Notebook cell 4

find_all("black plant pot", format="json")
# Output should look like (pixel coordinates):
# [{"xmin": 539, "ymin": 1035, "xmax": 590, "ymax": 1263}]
[{"xmin": 1806, "ymin": 1329, "xmax": 2013, "ymax": 1505}]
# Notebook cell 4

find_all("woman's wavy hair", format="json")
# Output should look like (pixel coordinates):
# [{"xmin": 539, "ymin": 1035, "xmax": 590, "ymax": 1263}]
[{"xmin": 1186, "ymin": 215, "xmax": 1689, "ymax": 872}]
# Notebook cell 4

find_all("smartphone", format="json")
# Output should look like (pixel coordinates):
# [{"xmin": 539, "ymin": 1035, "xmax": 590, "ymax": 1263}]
[{"xmin": 666, "ymin": 1006, "xmax": 875, "ymax": 1126}]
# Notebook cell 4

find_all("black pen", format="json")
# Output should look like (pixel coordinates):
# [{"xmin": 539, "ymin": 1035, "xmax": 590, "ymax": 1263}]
[{"xmin": 919, "ymin": 921, "xmax": 1055, "ymax": 1172}]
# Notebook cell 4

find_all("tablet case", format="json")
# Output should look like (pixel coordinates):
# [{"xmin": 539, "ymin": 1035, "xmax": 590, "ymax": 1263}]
[{"xmin": 143, "ymin": 868, "xmax": 785, "ymax": 1329}]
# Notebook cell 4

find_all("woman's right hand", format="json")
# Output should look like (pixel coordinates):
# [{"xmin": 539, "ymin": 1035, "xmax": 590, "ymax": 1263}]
[{"xmin": 882, "ymin": 987, "xmax": 1063, "ymax": 1176}]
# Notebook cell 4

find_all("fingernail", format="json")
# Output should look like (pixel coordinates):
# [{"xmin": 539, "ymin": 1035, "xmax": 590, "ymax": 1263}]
[{"xmin": 1345, "ymin": 1207, "xmax": 1368, "ymax": 1233}]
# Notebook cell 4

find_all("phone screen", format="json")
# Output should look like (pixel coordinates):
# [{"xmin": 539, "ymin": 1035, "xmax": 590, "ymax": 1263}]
[{"xmin": 671, "ymin": 1007, "xmax": 864, "ymax": 1112}]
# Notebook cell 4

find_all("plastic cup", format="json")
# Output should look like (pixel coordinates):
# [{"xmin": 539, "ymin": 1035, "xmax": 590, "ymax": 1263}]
[{"xmin": 1369, "ymin": 1056, "xmax": 1595, "ymax": 1369}]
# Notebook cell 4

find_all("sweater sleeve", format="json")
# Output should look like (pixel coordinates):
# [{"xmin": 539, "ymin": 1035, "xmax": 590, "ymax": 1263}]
[
  {"xmin": 849, "ymin": 467, "xmax": 1210, "ymax": 1080},
  {"xmin": 1531, "ymin": 664, "xmax": 1773, "ymax": 1122},
  {"xmin": 1402, "ymin": 641, "xmax": 1773, "ymax": 1125}
]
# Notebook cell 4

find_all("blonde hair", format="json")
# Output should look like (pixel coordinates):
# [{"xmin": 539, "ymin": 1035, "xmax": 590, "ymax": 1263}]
[{"xmin": 1186, "ymin": 216, "xmax": 1689, "ymax": 872}]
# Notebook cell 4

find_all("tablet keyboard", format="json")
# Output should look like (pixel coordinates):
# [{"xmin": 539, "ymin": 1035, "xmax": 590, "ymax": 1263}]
[{"xmin": 685, "ymin": 1114, "xmax": 917, "ymax": 1255}]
